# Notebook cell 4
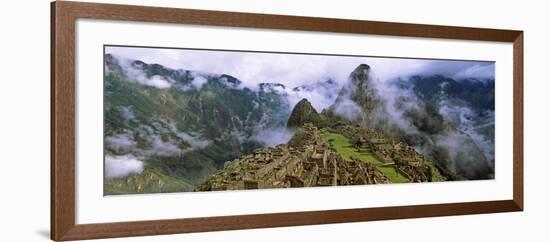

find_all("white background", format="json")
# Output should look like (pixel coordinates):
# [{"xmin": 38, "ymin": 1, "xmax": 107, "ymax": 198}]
[{"xmin": 0, "ymin": 0, "xmax": 548, "ymax": 241}]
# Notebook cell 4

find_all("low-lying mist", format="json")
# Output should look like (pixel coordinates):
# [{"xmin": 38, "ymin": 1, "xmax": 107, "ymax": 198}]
[
  {"xmin": 105, "ymin": 155, "xmax": 144, "ymax": 178},
  {"xmin": 252, "ymin": 127, "xmax": 295, "ymax": 147}
]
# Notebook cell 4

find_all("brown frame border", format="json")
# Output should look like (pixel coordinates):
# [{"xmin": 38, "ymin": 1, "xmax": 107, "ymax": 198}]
[{"xmin": 51, "ymin": 1, "xmax": 523, "ymax": 241}]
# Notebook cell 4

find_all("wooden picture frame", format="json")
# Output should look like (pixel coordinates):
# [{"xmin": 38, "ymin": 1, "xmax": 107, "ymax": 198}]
[{"xmin": 51, "ymin": 1, "xmax": 523, "ymax": 241}]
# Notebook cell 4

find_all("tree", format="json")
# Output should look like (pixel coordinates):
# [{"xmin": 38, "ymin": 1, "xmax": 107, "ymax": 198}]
[
  {"xmin": 351, "ymin": 137, "xmax": 363, "ymax": 152},
  {"xmin": 393, "ymin": 157, "xmax": 403, "ymax": 166},
  {"xmin": 327, "ymin": 138, "xmax": 335, "ymax": 147}
]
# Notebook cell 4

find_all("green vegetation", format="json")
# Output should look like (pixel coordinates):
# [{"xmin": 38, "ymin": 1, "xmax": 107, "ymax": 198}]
[
  {"xmin": 287, "ymin": 98, "xmax": 321, "ymax": 128},
  {"xmin": 377, "ymin": 166, "xmax": 409, "ymax": 183},
  {"xmin": 287, "ymin": 128, "xmax": 307, "ymax": 147},
  {"xmin": 320, "ymin": 129, "xmax": 381, "ymax": 164},
  {"xmin": 320, "ymin": 128, "xmax": 409, "ymax": 183},
  {"xmin": 424, "ymin": 162, "xmax": 448, "ymax": 182}
]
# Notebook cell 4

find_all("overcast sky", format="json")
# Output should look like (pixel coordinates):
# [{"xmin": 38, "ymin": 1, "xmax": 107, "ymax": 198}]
[{"xmin": 106, "ymin": 46, "xmax": 495, "ymax": 89}]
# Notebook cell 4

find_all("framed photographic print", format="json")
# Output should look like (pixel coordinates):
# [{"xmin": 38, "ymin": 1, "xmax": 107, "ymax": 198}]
[{"xmin": 51, "ymin": 1, "xmax": 523, "ymax": 241}]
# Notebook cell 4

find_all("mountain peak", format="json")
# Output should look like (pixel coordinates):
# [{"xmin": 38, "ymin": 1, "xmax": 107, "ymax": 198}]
[
  {"xmin": 297, "ymin": 98, "xmax": 313, "ymax": 106},
  {"xmin": 350, "ymin": 64, "xmax": 371, "ymax": 86},
  {"xmin": 354, "ymin": 63, "xmax": 371, "ymax": 71},
  {"xmin": 287, "ymin": 98, "xmax": 320, "ymax": 128}
]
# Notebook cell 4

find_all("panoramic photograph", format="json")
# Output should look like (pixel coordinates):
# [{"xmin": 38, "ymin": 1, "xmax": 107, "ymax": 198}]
[{"xmin": 103, "ymin": 45, "xmax": 495, "ymax": 195}]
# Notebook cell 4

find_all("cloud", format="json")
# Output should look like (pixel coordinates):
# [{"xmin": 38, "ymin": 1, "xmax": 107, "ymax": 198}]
[
  {"xmin": 147, "ymin": 75, "xmax": 173, "ymax": 89},
  {"xmin": 121, "ymin": 120, "xmax": 211, "ymax": 157},
  {"xmin": 106, "ymin": 46, "xmax": 494, "ymax": 111},
  {"xmin": 105, "ymin": 133, "xmax": 136, "ymax": 153},
  {"xmin": 251, "ymin": 127, "xmax": 294, "ymax": 147},
  {"xmin": 148, "ymin": 134, "xmax": 181, "ymax": 156},
  {"xmin": 370, "ymin": 77, "xmax": 422, "ymax": 132},
  {"xmin": 105, "ymin": 155, "xmax": 144, "ymax": 178},
  {"xmin": 438, "ymin": 99, "xmax": 495, "ymax": 161},
  {"xmin": 118, "ymin": 106, "xmax": 135, "ymax": 120},
  {"xmin": 285, "ymin": 79, "xmax": 339, "ymax": 112},
  {"xmin": 167, "ymin": 122, "xmax": 211, "ymax": 150},
  {"xmin": 452, "ymin": 63, "xmax": 495, "ymax": 81},
  {"xmin": 116, "ymin": 56, "xmax": 174, "ymax": 89},
  {"xmin": 332, "ymin": 99, "xmax": 364, "ymax": 121},
  {"xmin": 190, "ymin": 72, "xmax": 208, "ymax": 89}
]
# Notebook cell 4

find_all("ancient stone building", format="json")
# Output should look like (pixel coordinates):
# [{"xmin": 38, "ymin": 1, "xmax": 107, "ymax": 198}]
[
  {"xmin": 195, "ymin": 124, "xmax": 390, "ymax": 191},
  {"xmin": 327, "ymin": 123, "xmax": 445, "ymax": 183}
]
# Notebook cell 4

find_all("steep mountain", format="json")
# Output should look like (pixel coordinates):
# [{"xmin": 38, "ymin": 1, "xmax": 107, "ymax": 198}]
[
  {"xmin": 334, "ymin": 64, "xmax": 381, "ymax": 113},
  {"xmin": 104, "ymin": 54, "xmax": 290, "ymax": 194},
  {"xmin": 327, "ymin": 64, "xmax": 386, "ymax": 125},
  {"xmin": 287, "ymin": 98, "xmax": 321, "ymax": 128}
]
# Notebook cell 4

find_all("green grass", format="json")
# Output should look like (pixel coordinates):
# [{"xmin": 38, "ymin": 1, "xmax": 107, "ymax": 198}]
[
  {"xmin": 377, "ymin": 166, "xmax": 409, "ymax": 183},
  {"xmin": 320, "ymin": 129, "xmax": 409, "ymax": 183},
  {"xmin": 320, "ymin": 130, "xmax": 381, "ymax": 164}
]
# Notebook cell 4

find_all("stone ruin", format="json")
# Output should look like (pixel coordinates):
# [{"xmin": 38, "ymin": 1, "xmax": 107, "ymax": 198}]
[
  {"xmin": 195, "ymin": 123, "xmax": 390, "ymax": 191},
  {"xmin": 327, "ymin": 124, "xmax": 440, "ymax": 183}
]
